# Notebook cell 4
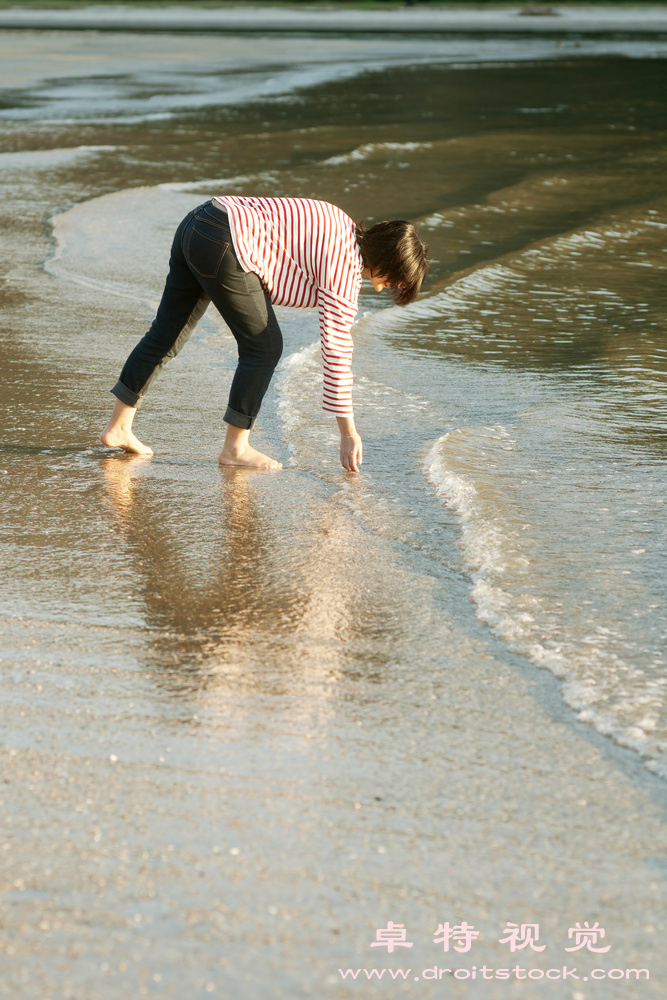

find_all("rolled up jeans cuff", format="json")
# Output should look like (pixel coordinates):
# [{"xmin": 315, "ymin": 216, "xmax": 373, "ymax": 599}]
[
  {"xmin": 111, "ymin": 380, "xmax": 142, "ymax": 408},
  {"xmin": 224, "ymin": 405, "xmax": 256, "ymax": 430}
]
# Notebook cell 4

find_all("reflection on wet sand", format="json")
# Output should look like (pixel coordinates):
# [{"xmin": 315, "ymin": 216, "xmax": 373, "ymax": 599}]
[
  {"xmin": 100, "ymin": 454, "xmax": 299, "ymax": 635},
  {"xmin": 99, "ymin": 454, "xmax": 367, "ymax": 725}
]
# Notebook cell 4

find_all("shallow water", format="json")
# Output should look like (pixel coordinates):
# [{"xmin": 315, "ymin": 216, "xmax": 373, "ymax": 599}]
[
  {"xmin": 37, "ymin": 49, "xmax": 667, "ymax": 775},
  {"xmin": 1, "ymin": 26, "xmax": 667, "ymax": 1000}
]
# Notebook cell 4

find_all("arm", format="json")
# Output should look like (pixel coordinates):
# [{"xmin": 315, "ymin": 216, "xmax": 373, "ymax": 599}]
[{"xmin": 317, "ymin": 289, "xmax": 363, "ymax": 472}]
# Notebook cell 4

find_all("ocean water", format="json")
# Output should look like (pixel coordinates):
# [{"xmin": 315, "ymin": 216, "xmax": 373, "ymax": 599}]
[
  {"xmin": 36, "ymin": 48, "xmax": 667, "ymax": 776},
  {"xmin": 1, "ymin": 26, "xmax": 667, "ymax": 999}
]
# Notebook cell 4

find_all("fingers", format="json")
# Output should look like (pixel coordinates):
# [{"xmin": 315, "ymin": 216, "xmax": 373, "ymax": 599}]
[
  {"xmin": 341, "ymin": 446, "xmax": 361, "ymax": 472},
  {"xmin": 339, "ymin": 435, "xmax": 363, "ymax": 473}
]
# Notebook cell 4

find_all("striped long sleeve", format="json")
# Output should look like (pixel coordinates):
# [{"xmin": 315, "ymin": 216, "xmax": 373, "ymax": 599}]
[{"xmin": 216, "ymin": 195, "xmax": 363, "ymax": 416}]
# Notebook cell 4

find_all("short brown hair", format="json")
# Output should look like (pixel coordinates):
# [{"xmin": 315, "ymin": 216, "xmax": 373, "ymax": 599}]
[{"xmin": 356, "ymin": 219, "xmax": 429, "ymax": 306}]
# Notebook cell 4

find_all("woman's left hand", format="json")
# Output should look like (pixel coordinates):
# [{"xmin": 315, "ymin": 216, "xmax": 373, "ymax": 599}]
[
  {"xmin": 340, "ymin": 432, "xmax": 363, "ymax": 472},
  {"xmin": 337, "ymin": 416, "xmax": 363, "ymax": 472}
]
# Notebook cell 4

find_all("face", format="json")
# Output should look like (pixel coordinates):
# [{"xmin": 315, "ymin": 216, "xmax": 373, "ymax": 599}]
[{"xmin": 363, "ymin": 268, "xmax": 392, "ymax": 293}]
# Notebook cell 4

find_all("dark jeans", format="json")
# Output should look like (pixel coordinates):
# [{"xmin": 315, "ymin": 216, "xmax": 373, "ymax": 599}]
[{"xmin": 112, "ymin": 200, "xmax": 283, "ymax": 429}]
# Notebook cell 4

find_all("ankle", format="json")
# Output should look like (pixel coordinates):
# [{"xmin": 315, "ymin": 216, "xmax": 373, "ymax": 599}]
[
  {"xmin": 223, "ymin": 428, "xmax": 250, "ymax": 456},
  {"xmin": 223, "ymin": 441, "xmax": 247, "ymax": 458}
]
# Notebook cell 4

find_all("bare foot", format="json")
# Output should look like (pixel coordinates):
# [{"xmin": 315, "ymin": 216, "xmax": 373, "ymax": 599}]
[
  {"xmin": 218, "ymin": 444, "xmax": 282, "ymax": 469},
  {"xmin": 100, "ymin": 427, "xmax": 153, "ymax": 456}
]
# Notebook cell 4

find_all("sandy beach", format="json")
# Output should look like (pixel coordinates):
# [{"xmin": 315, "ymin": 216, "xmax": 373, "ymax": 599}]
[
  {"xmin": 0, "ymin": 9, "xmax": 666, "ymax": 999},
  {"xmin": 1, "ymin": 3, "xmax": 667, "ymax": 35}
]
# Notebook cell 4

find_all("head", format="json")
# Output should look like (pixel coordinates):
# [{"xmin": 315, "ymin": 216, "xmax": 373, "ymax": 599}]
[{"xmin": 356, "ymin": 218, "xmax": 429, "ymax": 306}]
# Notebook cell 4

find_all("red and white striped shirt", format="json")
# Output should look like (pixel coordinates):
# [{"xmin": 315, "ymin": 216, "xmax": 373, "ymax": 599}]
[{"xmin": 215, "ymin": 195, "xmax": 364, "ymax": 417}]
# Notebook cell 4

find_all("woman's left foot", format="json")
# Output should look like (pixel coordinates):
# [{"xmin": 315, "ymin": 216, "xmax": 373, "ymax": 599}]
[
  {"xmin": 100, "ymin": 427, "xmax": 153, "ymax": 455},
  {"xmin": 218, "ymin": 445, "xmax": 282, "ymax": 469}
]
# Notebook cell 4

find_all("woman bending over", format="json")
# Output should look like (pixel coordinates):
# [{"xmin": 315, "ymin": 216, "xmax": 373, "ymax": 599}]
[{"xmin": 101, "ymin": 196, "xmax": 428, "ymax": 471}]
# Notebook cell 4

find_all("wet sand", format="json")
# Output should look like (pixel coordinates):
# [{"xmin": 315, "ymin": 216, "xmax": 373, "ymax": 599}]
[
  {"xmin": 1, "ymin": 3, "xmax": 667, "ymax": 35},
  {"xmin": 1, "ymin": 23, "xmax": 666, "ymax": 1000}
]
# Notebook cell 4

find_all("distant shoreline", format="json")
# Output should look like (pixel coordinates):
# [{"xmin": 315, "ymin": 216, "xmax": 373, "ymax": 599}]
[{"xmin": 1, "ymin": 3, "xmax": 667, "ymax": 36}]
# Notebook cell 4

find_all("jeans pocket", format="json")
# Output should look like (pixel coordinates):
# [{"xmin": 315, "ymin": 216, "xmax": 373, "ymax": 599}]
[
  {"xmin": 218, "ymin": 257, "xmax": 270, "ymax": 336},
  {"xmin": 185, "ymin": 225, "xmax": 229, "ymax": 279}
]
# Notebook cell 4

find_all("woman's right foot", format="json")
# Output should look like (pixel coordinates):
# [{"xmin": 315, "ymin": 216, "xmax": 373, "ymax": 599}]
[
  {"xmin": 218, "ymin": 444, "xmax": 282, "ymax": 469},
  {"xmin": 100, "ymin": 427, "xmax": 153, "ymax": 455}
]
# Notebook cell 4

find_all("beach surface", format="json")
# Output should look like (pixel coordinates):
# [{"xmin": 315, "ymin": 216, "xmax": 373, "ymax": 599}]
[
  {"xmin": 0, "ymin": 14, "xmax": 666, "ymax": 1000},
  {"xmin": 1, "ymin": 3, "xmax": 667, "ymax": 35}
]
